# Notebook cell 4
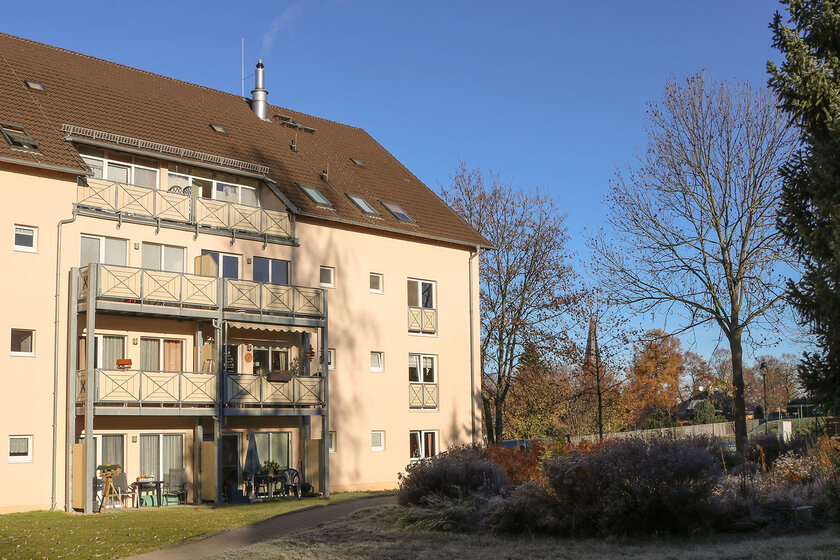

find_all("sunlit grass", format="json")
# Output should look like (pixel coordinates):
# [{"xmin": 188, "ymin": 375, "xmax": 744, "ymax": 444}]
[{"xmin": 0, "ymin": 492, "xmax": 369, "ymax": 560}]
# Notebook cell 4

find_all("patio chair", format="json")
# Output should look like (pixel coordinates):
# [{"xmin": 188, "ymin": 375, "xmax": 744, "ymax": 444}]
[
  {"xmin": 280, "ymin": 468, "xmax": 301, "ymax": 498},
  {"xmin": 112, "ymin": 473, "xmax": 136, "ymax": 508},
  {"xmin": 162, "ymin": 467, "xmax": 187, "ymax": 505}
]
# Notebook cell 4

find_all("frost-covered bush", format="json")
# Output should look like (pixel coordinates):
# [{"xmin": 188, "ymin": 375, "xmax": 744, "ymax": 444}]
[
  {"xmin": 397, "ymin": 445, "xmax": 509, "ymax": 506},
  {"xmin": 483, "ymin": 480, "xmax": 560, "ymax": 534},
  {"xmin": 542, "ymin": 437, "xmax": 722, "ymax": 536}
]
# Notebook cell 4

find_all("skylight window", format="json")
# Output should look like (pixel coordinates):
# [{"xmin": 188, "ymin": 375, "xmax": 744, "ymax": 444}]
[
  {"xmin": 24, "ymin": 79, "xmax": 45, "ymax": 91},
  {"xmin": 0, "ymin": 123, "xmax": 39, "ymax": 152},
  {"xmin": 299, "ymin": 184, "xmax": 333, "ymax": 208},
  {"xmin": 350, "ymin": 157, "xmax": 366, "ymax": 167},
  {"xmin": 346, "ymin": 194, "xmax": 380, "ymax": 217},
  {"xmin": 381, "ymin": 201, "xmax": 414, "ymax": 222},
  {"xmin": 209, "ymin": 123, "xmax": 227, "ymax": 134}
]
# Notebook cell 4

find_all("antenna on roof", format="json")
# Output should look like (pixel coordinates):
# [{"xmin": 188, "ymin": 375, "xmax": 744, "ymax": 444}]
[
  {"xmin": 321, "ymin": 163, "xmax": 329, "ymax": 183},
  {"xmin": 290, "ymin": 132, "xmax": 298, "ymax": 152}
]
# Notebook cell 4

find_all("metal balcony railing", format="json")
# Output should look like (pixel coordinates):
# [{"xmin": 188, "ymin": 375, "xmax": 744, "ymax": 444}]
[
  {"xmin": 226, "ymin": 374, "xmax": 325, "ymax": 407},
  {"xmin": 77, "ymin": 178, "xmax": 292, "ymax": 238},
  {"xmin": 408, "ymin": 306, "xmax": 437, "ymax": 334},
  {"xmin": 409, "ymin": 382, "xmax": 439, "ymax": 409},
  {"xmin": 77, "ymin": 369, "xmax": 216, "ymax": 405}
]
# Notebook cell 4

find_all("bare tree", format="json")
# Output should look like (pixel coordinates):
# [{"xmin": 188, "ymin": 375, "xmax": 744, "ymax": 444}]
[
  {"xmin": 590, "ymin": 72, "xmax": 798, "ymax": 452},
  {"xmin": 440, "ymin": 162, "xmax": 581, "ymax": 444}
]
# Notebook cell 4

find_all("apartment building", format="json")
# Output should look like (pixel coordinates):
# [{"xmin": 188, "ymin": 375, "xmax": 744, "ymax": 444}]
[{"xmin": 0, "ymin": 33, "xmax": 485, "ymax": 513}]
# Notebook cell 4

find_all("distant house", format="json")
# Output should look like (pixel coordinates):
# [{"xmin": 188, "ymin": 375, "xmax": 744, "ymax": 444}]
[{"xmin": 675, "ymin": 389, "xmax": 744, "ymax": 422}]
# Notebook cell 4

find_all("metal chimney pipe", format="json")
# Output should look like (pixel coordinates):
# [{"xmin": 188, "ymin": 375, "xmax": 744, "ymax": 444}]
[{"xmin": 251, "ymin": 59, "xmax": 268, "ymax": 120}]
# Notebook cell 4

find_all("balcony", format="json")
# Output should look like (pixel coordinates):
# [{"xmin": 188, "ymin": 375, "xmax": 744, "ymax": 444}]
[
  {"xmin": 409, "ymin": 383, "xmax": 439, "ymax": 409},
  {"xmin": 226, "ymin": 374, "xmax": 325, "ymax": 407},
  {"xmin": 408, "ymin": 306, "xmax": 437, "ymax": 334},
  {"xmin": 77, "ymin": 178, "xmax": 292, "ymax": 239},
  {"xmin": 79, "ymin": 264, "xmax": 325, "ymax": 321},
  {"xmin": 77, "ymin": 369, "xmax": 324, "ymax": 410}
]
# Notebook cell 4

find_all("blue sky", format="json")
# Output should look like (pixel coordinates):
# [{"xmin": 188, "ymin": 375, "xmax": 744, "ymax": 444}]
[{"xmin": 3, "ymin": 1, "xmax": 801, "ymax": 361}]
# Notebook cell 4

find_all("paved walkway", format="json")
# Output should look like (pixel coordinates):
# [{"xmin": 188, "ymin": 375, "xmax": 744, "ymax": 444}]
[{"xmin": 127, "ymin": 493, "xmax": 396, "ymax": 560}]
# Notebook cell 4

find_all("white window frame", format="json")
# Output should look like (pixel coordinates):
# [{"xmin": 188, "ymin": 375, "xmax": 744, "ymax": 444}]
[
  {"xmin": 409, "ymin": 430, "xmax": 437, "ymax": 460},
  {"xmin": 371, "ymin": 430, "xmax": 385, "ymax": 452},
  {"xmin": 347, "ymin": 193, "xmax": 380, "ymax": 217},
  {"xmin": 320, "ymin": 266, "xmax": 335, "ymax": 288},
  {"xmin": 381, "ymin": 200, "xmax": 414, "ymax": 222},
  {"xmin": 327, "ymin": 348, "xmax": 336, "ymax": 370},
  {"xmin": 252, "ymin": 431, "xmax": 291, "ymax": 468},
  {"xmin": 252, "ymin": 257, "xmax": 290, "ymax": 285},
  {"xmin": 10, "ymin": 328, "xmax": 35, "ymax": 357},
  {"xmin": 299, "ymin": 184, "xmax": 333, "ymax": 208},
  {"xmin": 407, "ymin": 278, "xmax": 436, "ymax": 309},
  {"xmin": 329, "ymin": 431, "xmax": 337, "ymax": 453},
  {"xmin": 13, "ymin": 225, "xmax": 37, "ymax": 253},
  {"xmin": 79, "ymin": 433, "xmax": 126, "ymax": 469},
  {"xmin": 81, "ymin": 151, "xmax": 159, "ymax": 189},
  {"xmin": 369, "ymin": 273, "xmax": 384, "ymax": 294},
  {"xmin": 201, "ymin": 250, "xmax": 241, "ymax": 279},
  {"xmin": 80, "ymin": 235, "xmax": 128, "ymax": 267},
  {"xmin": 167, "ymin": 167, "xmax": 259, "ymax": 206},
  {"xmin": 139, "ymin": 337, "xmax": 186, "ymax": 372},
  {"xmin": 370, "ymin": 351, "xmax": 384, "ymax": 373},
  {"xmin": 140, "ymin": 433, "xmax": 185, "ymax": 480},
  {"xmin": 79, "ymin": 334, "xmax": 128, "ymax": 369},
  {"xmin": 141, "ymin": 243, "xmax": 185, "ymax": 273},
  {"xmin": 8, "ymin": 435, "xmax": 33, "ymax": 463},
  {"xmin": 408, "ymin": 353, "xmax": 437, "ymax": 384}
]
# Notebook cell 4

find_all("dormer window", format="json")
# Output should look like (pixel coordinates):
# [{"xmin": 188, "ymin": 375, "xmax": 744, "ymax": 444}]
[
  {"xmin": 381, "ymin": 201, "xmax": 414, "ymax": 222},
  {"xmin": 346, "ymin": 194, "xmax": 380, "ymax": 217},
  {"xmin": 299, "ymin": 184, "xmax": 333, "ymax": 208},
  {"xmin": 1, "ymin": 123, "xmax": 39, "ymax": 152}
]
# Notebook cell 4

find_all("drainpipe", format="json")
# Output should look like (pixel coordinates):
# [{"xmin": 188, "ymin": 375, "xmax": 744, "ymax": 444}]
[
  {"xmin": 468, "ymin": 246, "xmax": 479, "ymax": 443},
  {"xmin": 51, "ymin": 208, "xmax": 78, "ymax": 510}
]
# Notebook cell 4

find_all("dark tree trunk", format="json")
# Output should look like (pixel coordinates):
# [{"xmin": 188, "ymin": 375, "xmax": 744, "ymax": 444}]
[
  {"xmin": 494, "ymin": 397, "xmax": 504, "ymax": 444},
  {"xmin": 729, "ymin": 329, "xmax": 747, "ymax": 452},
  {"xmin": 482, "ymin": 395, "xmax": 495, "ymax": 445}
]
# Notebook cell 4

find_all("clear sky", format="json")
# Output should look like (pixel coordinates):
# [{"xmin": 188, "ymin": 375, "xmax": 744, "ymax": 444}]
[{"xmin": 2, "ymin": 0, "xmax": 801, "ymax": 361}]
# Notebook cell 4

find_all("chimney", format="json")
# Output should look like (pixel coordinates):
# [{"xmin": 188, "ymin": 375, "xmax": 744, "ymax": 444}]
[{"xmin": 251, "ymin": 60, "xmax": 268, "ymax": 120}]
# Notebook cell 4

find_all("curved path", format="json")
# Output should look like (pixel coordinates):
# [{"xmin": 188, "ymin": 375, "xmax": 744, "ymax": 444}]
[{"xmin": 127, "ymin": 493, "xmax": 396, "ymax": 560}]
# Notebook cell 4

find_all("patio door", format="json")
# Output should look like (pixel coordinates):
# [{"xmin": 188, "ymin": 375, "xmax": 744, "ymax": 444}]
[
  {"xmin": 221, "ymin": 434, "xmax": 240, "ymax": 489},
  {"xmin": 163, "ymin": 340, "xmax": 183, "ymax": 372}
]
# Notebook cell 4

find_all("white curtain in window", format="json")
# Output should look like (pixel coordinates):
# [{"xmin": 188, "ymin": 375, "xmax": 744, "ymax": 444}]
[
  {"xmin": 163, "ymin": 246, "xmax": 184, "ymax": 273},
  {"xmin": 106, "ymin": 163, "xmax": 130, "ymax": 183},
  {"xmin": 141, "ymin": 243, "xmax": 161, "ymax": 270},
  {"xmin": 134, "ymin": 167, "xmax": 157, "ymax": 189},
  {"xmin": 271, "ymin": 433, "xmax": 289, "ymax": 468},
  {"xmin": 80, "ymin": 237, "xmax": 100, "ymax": 267},
  {"xmin": 103, "ymin": 238, "xmax": 126, "ymax": 266},
  {"xmin": 140, "ymin": 435, "xmax": 159, "ymax": 479},
  {"xmin": 102, "ymin": 336, "xmax": 124, "ymax": 370},
  {"xmin": 240, "ymin": 187, "xmax": 258, "ymax": 207},
  {"xmin": 101, "ymin": 435, "xmax": 123, "ymax": 467},
  {"xmin": 140, "ymin": 338, "xmax": 160, "ymax": 371},
  {"xmin": 162, "ymin": 434, "xmax": 184, "ymax": 477}
]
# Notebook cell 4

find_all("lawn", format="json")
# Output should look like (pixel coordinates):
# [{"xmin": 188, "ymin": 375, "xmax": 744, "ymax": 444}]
[
  {"xmin": 0, "ymin": 493, "xmax": 368, "ymax": 560},
  {"xmin": 215, "ymin": 503, "xmax": 840, "ymax": 560}
]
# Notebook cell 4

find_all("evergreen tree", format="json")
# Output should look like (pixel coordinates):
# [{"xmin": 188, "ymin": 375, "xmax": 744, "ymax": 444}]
[{"xmin": 768, "ymin": 0, "xmax": 840, "ymax": 413}]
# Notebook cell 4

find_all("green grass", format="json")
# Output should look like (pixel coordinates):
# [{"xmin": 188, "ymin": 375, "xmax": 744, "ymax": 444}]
[
  {"xmin": 0, "ymin": 492, "xmax": 368, "ymax": 560},
  {"xmin": 219, "ymin": 503, "xmax": 840, "ymax": 560}
]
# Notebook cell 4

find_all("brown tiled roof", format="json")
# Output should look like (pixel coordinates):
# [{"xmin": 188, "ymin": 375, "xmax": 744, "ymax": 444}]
[{"xmin": 0, "ymin": 33, "xmax": 488, "ymax": 248}]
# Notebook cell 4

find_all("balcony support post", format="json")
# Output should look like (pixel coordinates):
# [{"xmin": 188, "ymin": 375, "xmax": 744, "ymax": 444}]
[
  {"xmin": 84, "ymin": 265, "xmax": 98, "ymax": 514},
  {"xmin": 320, "ymin": 291, "xmax": 330, "ymax": 497},
  {"xmin": 66, "ymin": 268, "xmax": 79, "ymax": 512},
  {"xmin": 215, "ymin": 279, "xmax": 225, "ymax": 505}
]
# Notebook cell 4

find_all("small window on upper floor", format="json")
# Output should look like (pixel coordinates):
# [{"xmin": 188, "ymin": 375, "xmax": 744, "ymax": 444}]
[
  {"xmin": 329, "ymin": 431, "xmax": 337, "ymax": 453},
  {"xmin": 9, "ymin": 435, "xmax": 33, "ymax": 463},
  {"xmin": 299, "ymin": 184, "xmax": 333, "ymax": 208},
  {"xmin": 346, "ymin": 194, "xmax": 380, "ymax": 217},
  {"xmin": 369, "ymin": 273, "xmax": 383, "ymax": 294},
  {"xmin": 13, "ymin": 225, "xmax": 37, "ymax": 253},
  {"xmin": 327, "ymin": 348, "xmax": 336, "ymax": 370},
  {"xmin": 381, "ymin": 201, "xmax": 414, "ymax": 222},
  {"xmin": 320, "ymin": 266, "xmax": 335, "ymax": 288},
  {"xmin": 11, "ymin": 328, "xmax": 35, "ymax": 356},
  {"xmin": 370, "ymin": 351, "xmax": 384, "ymax": 372},
  {"xmin": 371, "ymin": 430, "xmax": 385, "ymax": 452},
  {"xmin": 1, "ymin": 123, "xmax": 39, "ymax": 152}
]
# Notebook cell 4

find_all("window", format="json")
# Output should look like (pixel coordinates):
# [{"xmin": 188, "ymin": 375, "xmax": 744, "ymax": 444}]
[
  {"xmin": 252, "ymin": 346, "xmax": 289, "ymax": 376},
  {"xmin": 167, "ymin": 163, "xmax": 258, "ymax": 205},
  {"xmin": 200, "ymin": 250, "xmax": 240, "ymax": 279},
  {"xmin": 80, "ymin": 235, "xmax": 127, "ymax": 267},
  {"xmin": 1, "ymin": 123, "xmax": 39, "ymax": 151},
  {"xmin": 78, "ymin": 334, "xmax": 126, "ymax": 370},
  {"xmin": 381, "ymin": 201, "xmax": 414, "ymax": 222},
  {"xmin": 407, "ymin": 279, "xmax": 435, "ymax": 309},
  {"xmin": 409, "ymin": 430, "xmax": 437, "ymax": 460},
  {"xmin": 253, "ymin": 257, "xmax": 289, "ymax": 285},
  {"xmin": 139, "ymin": 433, "xmax": 184, "ymax": 480},
  {"xmin": 140, "ymin": 338, "xmax": 184, "ymax": 372},
  {"xmin": 328, "ymin": 431, "xmax": 336, "ymax": 453},
  {"xmin": 253, "ymin": 432, "xmax": 290, "ymax": 469},
  {"xmin": 409, "ymin": 354, "xmax": 437, "ymax": 410},
  {"xmin": 371, "ymin": 431, "xmax": 385, "ymax": 452},
  {"xmin": 320, "ymin": 266, "xmax": 335, "ymax": 288},
  {"xmin": 142, "ymin": 243, "xmax": 184, "ymax": 273},
  {"xmin": 10, "ymin": 329, "xmax": 35, "ymax": 356},
  {"xmin": 349, "ymin": 157, "xmax": 366, "ymax": 167},
  {"xmin": 79, "ymin": 434, "xmax": 124, "ymax": 469},
  {"xmin": 9, "ymin": 435, "xmax": 33, "ymax": 463},
  {"xmin": 13, "ymin": 225, "xmax": 37, "ymax": 252},
  {"xmin": 299, "ymin": 184, "xmax": 333, "ymax": 208},
  {"xmin": 370, "ymin": 351, "xmax": 384, "ymax": 372},
  {"xmin": 327, "ymin": 348, "xmax": 336, "ymax": 370},
  {"xmin": 347, "ymin": 194, "xmax": 380, "ymax": 217},
  {"xmin": 369, "ymin": 273, "xmax": 383, "ymax": 294},
  {"xmin": 79, "ymin": 147, "xmax": 158, "ymax": 189}
]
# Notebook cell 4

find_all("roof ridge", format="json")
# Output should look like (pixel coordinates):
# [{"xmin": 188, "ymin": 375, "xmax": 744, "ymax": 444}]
[{"xmin": 0, "ymin": 32, "xmax": 365, "ymax": 133}]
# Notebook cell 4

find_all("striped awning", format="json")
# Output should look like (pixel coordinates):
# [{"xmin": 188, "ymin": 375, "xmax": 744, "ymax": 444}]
[{"xmin": 226, "ymin": 321, "xmax": 312, "ymax": 335}]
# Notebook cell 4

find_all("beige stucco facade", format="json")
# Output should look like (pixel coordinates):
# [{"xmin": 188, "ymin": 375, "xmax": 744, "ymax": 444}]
[{"xmin": 0, "ymin": 157, "xmax": 481, "ymax": 513}]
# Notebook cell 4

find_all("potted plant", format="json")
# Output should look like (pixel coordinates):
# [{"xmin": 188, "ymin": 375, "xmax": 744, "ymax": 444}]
[{"xmin": 262, "ymin": 459, "xmax": 281, "ymax": 476}]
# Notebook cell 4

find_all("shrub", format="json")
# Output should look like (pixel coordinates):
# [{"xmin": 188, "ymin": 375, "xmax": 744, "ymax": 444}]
[
  {"xmin": 397, "ymin": 445, "xmax": 509, "ymax": 506},
  {"xmin": 481, "ymin": 443, "xmax": 544, "ymax": 485},
  {"xmin": 400, "ymin": 495, "xmax": 488, "ymax": 533},
  {"xmin": 692, "ymin": 400, "xmax": 716, "ymax": 425},
  {"xmin": 745, "ymin": 433, "xmax": 810, "ymax": 470},
  {"xmin": 542, "ymin": 436, "xmax": 722, "ymax": 536},
  {"xmin": 483, "ymin": 480, "xmax": 560, "ymax": 534}
]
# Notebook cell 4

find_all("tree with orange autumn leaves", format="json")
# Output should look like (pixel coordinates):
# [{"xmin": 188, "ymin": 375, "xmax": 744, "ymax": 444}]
[{"xmin": 625, "ymin": 329, "xmax": 685, "ymax": 428}]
